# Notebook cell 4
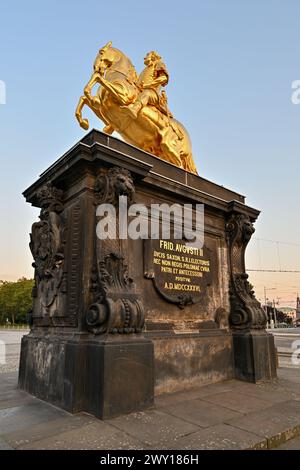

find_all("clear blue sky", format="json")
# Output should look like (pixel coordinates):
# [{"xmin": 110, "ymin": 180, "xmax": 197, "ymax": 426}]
[{"xmin": 0, "ymin": 0, "xmax": 300, "ymax": 305}]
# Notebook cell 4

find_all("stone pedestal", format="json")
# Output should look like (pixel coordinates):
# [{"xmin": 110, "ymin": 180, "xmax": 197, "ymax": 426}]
[
  {"xmin": 19, "ymin": 334, "xmax": 154, "ymax": 418},
  {"xmin": 19, "ymin": 130, "xmax": 277, "ymax": 418},
  {"xmin": 232, "ymin": 330, "xmax": 277, "ymax": 382},
  {"xmin": 149, "ymin": 330, "xmax": 234, "ymax": 395}
]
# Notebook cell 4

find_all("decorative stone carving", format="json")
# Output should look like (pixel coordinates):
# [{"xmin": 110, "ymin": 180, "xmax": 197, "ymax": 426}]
[
  {"xmin": 226, "ymin": 213, "xmax": 266, "ymax": 330},
  {"xmin": 214, "ymin": 307, "xmax": 228, "ymax": 329},
  {"xmin": 94, "ymin": 166, "xmax": 135, "ymax": 205},
  {"xmin": 67, "ymin": 203, "xmax": 81, "ymax": 319},
  {"xmin": 30, "ymin": 183, "xmax": 66, "ymax": 319},
  {"xmin": 86, "ymin": 166, "xmax": 144, "ymax": 334}
]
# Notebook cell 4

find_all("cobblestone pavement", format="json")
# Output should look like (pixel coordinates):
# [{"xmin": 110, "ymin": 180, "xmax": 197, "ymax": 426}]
[
  {"xmin": 1, "ymin": 329, "xmax": 300, "ymax": 450},
  {"xmin": 0, "ymin": 367, "xmax": 299, "ymax": 450},
  {"xmin": 0, "ymin": 330, "xmax": 29, "ymax": 373}
]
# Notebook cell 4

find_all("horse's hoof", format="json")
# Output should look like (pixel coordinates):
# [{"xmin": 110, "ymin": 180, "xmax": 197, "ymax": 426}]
[
  {"xmin": 103, "ymin": 125, "xmax": 114, "ymax": 135},
  {"xmin": 80, "ymin": 119, "xmax": 89, "ymax": 130}
]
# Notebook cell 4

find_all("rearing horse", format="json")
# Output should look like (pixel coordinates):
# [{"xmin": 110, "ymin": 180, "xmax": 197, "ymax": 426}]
[{"xmin": 76, "ymin": 42, "xmax": 198, "ymax": 174}]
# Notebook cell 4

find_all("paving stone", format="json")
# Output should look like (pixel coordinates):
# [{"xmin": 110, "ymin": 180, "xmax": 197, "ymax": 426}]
[
  {"xmin": 2, "ymin": 414, "xmax": 97, "ymax": 448},
  {"xmin": 0, "ymin": 383, "xmax": 18, "ymax": 395},
  {"xmin": 164, "ymin": 423, "xmax": 267, "ymax": 450},
  {"xmin": 274, "ymin": 377, "xmax": 300, "ymax": 393},
  {"xmin": 18, "ymin": 421, "xmax": 145, "ymax": 450},
  {"xmin": 108, "ymin": 409, "xmax": 199, "ymax": 447},
  {"xmin": 161, "ymin": 398, "xmax": 242, "ymax": 428},
  {"xmin": 0, "ymin": 437, "xmax": 13, "ymax": 450},
  {"xmin": 155, "ymin": 387, "xmax": 213, "ymax": 408},
  {"xmin": 225, "ymin": 400, "xmax": 300, "ymax": 448},
  {"xmin": 273, "ymin": 399, "xmax": 300, "ymax": 415},
  {"xmin": 251, "ymin": 380, "xmax": 300, "ymax": 400},
  {"xmin": 0, "ymin": 389, "xmax": 35, "ymax": 410},
  {"xmin": 201, "ymin": 390, "xmax": 273, "ymax": 414},
  {"xmin": 0, "ymin": 371, "xmax": 18, "ymax": 384},
  {"xmin": 185, "ymin": 380, "xmax": 250, "ymax": 398},
  {"xmin": 1, "ymin": 368, "xmax": 300, "ymax": 450},
  {"xmin": 0, "ymin": 378, "xmax": 18, "ymax": 391},
  {"xmin": 155, "ymin": 380, "xmax": 252, "ymax": 408},
  {"xmin": 232, "ymin": 386, "xmax": 298, "ymax": 404},
  {"xmin": 278, "ymin": 368, "xmax": 300, "ymax": 384},
  {"xmin": 0, "ymin": 401, "xmax": 69, "ymax": 435}
]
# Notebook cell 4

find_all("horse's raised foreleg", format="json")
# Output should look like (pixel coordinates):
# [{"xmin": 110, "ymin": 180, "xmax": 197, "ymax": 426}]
[
  {"xmin": 76, "ymin": 93, "xmax": 112, "ymax": 132},
  {"xmin": 76, "ymin": 72, "xmax": 112, "ymax": 131},
  {"xmin": 83, "ymin": 72, "xmax": 102, "ymax": 101},
  {"xmin": 75, "ymin": 95, "xmax": 90, "ymax": 130}
]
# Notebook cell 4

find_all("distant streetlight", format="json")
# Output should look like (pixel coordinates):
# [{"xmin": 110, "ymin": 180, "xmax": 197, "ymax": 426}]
[
  {"xmin": 272, "ymin": 299, "xmax": 280, "ymax": 328},
  {"xmin": 264, "ymin": 286, "xmax": 276, "ymax": 306},
  {"xmin": 264, "ymin": 287, "xmax": 276, "ymax": 328}
]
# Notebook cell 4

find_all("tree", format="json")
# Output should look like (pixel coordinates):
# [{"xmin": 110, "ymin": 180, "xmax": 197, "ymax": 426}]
[
  {"xmin": 276, "ymin": 309, "xmax": 293, "ymax": 325},
  {"xmin": 266, "ymin": 305, "xmax": 293, "ymax": 325},
  {"xmin": 0, "ymin": 278, "xmax": 34, "ymax": 325}
]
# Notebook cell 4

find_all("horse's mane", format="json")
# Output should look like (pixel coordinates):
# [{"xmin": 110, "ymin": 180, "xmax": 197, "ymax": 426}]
[{"xmin": 111, "ymin": 47, "xmax": 138, "ymax": 83}]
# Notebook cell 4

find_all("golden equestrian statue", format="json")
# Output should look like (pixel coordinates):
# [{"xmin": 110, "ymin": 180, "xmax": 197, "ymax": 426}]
[{"xmin": 75, "ymin": 41, "xmax": 198, "ymax": 174}]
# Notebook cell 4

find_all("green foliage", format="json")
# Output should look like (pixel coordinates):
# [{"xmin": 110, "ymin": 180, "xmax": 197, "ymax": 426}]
[
  {"xmin": 276, "ymin": 309, "xmax": 293, "ymax": 325},
  {"xmin": 0, "ymin": 278, "xmax": 34, "ymax": 325},
  {"xmin": 266, "ymin": 305, "xmax": 293, "ymax": 325}
]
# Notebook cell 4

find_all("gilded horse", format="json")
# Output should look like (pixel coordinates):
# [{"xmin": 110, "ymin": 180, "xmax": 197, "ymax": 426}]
[{"xmin": 76, "ymin": 42, "xmax": 198, "ymax": 174}]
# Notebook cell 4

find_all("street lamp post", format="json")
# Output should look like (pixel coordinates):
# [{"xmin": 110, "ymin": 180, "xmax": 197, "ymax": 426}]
[
  {"xmin": 273, "ymin": 299, "xmax": 277, "ymax": 328},
  {"xmin": 264, "ymin": 287, "xmax": 276, "ymax": 328}
]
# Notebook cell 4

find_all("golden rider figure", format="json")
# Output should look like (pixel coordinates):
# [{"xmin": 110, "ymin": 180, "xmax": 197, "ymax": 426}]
[
  {"xmin": 76, "ymin": 42, "xmax": 198, "ymax": 174},
  {"xmin": 125, "ymin": 51, "xmax": 172, "ymax": 119}
]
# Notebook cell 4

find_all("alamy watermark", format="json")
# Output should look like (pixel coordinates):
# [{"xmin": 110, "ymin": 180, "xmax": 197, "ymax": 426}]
[
  {"xmin": 96, "ymin": 197, "xmax": 204, "ymax": 249},
  {"xmin": 291, "ymin": 339, "xmax": 300, "ymax": 366},
  {"xmin": 291, "ymin": 80, "xmax": 300, "ymax": 104},
  {"xmin": 0, "ymin": 340, "xmax": 6, "ymax": 365},
  {"xmin": 0, "ymin": 80, "xmax": 6, "ymax": 105}
]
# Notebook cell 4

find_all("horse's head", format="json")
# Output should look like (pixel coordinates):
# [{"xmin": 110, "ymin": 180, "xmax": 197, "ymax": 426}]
[
  {"xmin": 93, "ymin": 41, "xmax": 138, "ymax": 83},
  {"xmin": 93, "ymin": 41, "xmax": 121, "ymax": 75}
]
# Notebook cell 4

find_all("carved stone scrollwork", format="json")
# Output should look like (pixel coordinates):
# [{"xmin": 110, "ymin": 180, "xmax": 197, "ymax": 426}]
[
  {"xmin": 30, "ymin": 183, "xmax": 66, "ymax": 321},
  {"xmin": 226, "ymin": 213, "xmax": 266, "ymax": 330},
  {"xmin": 86, "ymin": 166, "xmax": 144, "ymax": 335}
]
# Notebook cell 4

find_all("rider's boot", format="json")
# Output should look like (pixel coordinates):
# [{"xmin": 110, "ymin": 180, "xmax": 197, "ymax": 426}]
[{"xmin": 122, "ymin": 100, "xmax": 142, "ymax": 119}]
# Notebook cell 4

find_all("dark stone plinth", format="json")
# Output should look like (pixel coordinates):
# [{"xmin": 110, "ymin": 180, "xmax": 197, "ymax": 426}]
[
  {"xmin": 232, "ymin": 330, "xmax": 277, "ymax": 383},
  {"xmin": 147, "ymin": 331, "xmax": 234, "ymax": 395},
  {"xmin": 19, "ymin": 333, "xmax": 154, "ymax": 419},
  {"xmin": 19, "ymin": 129, "xmax": 277, "ymax": 419}
]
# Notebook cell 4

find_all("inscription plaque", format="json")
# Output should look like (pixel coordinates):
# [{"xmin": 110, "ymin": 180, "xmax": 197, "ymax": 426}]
[{"xmin": 144, "ymin": 239, "xmax": 212, "ymax": 308}]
